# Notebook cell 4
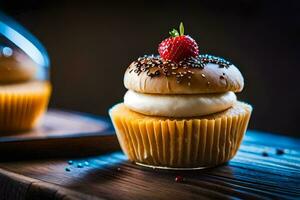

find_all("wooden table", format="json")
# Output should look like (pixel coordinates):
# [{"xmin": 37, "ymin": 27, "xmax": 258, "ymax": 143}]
[{"xmin": 0, "ymin": 114, "xmax": 299, "ymax": 199}]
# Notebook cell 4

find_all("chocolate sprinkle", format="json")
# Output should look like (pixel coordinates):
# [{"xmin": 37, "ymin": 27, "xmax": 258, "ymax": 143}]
[
  {"xmin": 130, "ymin": 54, "xmax": 231, "ymax": 85},
  {"xmin": 199, "ymin": 54, "xmax": 231, "ymax": 68}
]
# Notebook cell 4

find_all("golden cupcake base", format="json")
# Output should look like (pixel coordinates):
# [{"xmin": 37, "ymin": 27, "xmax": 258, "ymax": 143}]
[
  {"xmin": 0, "ymin": 81, "xmax": 51, "ymax": 131},
  {"xmin": 109, "ymin": 102, "xmax": 252, "ymax": 169}
]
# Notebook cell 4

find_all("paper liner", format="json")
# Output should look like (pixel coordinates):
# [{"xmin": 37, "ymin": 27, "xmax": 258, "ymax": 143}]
[
  {"xmin": 0, "ymin": 81, "xmax": 51, "ymax": 131},
  {"xmin": 110, "ymin": 102, "xmax": 252, "ymax": 168}
]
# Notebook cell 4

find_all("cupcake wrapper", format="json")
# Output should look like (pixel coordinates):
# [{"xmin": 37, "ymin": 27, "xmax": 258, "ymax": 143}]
[
  {"xmin": 110, "ymin": 103, "xmax": 252, "ymax": 168},
  {"xmin": 0, "ymin": 82, "xmax": 51, "ymax": 131}
]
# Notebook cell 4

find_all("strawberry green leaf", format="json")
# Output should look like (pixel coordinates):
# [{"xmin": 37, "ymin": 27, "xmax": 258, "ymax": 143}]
[
  {"xmin": 169, "ymin": 29, "xmax": 179, "ymax": 37},
  {"xmin": 179, "ymin": 22, "xmax": 184, "ymax": 36}
]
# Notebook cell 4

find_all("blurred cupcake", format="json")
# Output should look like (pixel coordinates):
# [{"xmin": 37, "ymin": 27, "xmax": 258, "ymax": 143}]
[
  {"xmin": 109, "ymin": 23, "xmax": 252, "ymax": 169},
  {"xmin": 0, "ymin": 47, "xmax": 51, "ymax": 131}
]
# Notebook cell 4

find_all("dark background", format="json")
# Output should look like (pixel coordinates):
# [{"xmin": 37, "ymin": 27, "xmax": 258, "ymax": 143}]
[{"xmin": 1, "ymin": 0, "xmax": 299, "ymax": 137}]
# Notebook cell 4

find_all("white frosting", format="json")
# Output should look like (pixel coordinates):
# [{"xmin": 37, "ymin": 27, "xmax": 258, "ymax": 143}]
[{"xmin": 124, "ymin": 90, "xmax": 237, "ymax": 117}]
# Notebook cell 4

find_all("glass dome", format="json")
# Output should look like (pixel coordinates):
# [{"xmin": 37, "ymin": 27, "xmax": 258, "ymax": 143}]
[
  {"xmin": 0, "ymin": 12, "xmax": 51, "ymax": 131},
  {"xmin": 0, "ymin": 11, "xmax": 50, "ymax": 83}
]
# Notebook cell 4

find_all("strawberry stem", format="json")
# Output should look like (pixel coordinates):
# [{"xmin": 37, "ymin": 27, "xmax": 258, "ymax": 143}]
[
  {"xmin": 169, "ymin": 23, "xmax": 184, "ymax": 37},
  {"xmin": 179, "ymin": 22, "xmax": 184, "ymax": 36}
]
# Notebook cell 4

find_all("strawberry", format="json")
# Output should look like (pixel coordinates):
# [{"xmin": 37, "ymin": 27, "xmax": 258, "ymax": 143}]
[{"xmin": 158, "ymin": 22, "xmax": 199, "ymax": 63}]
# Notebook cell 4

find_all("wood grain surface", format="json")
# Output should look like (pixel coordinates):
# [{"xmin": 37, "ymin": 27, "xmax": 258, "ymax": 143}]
[
  {"xmin": 0, "ymin": 116, "xmax": 299, "ymax": 200},
  {"xmin": 0, "ymin": 110, "xmax": 119, "ymax": 159}
]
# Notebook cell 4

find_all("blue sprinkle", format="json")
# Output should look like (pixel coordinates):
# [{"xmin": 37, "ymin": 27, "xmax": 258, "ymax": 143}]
[
  {"xmin": 84, "ymin": 161, "xmax": 89, "ymax": 166},
  {"xmin": 262, "ymin": 151, "xmax": 269, "ymax": 157},
  {"xmin": 77, "ymin": 163, "xmax": 83, "ymax": 168},
  {"xmin": 68, "ymin": 160, "xmax": 73, "ymax": 165}
]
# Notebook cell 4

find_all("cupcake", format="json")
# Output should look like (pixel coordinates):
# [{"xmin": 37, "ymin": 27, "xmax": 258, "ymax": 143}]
[
  {"xmin": 0, "ymin": 47, "xmax": 51, "ymax": 131},
  {"xmin": 109, "ymin": 23, "xmax": 252, "ymax": 169}
]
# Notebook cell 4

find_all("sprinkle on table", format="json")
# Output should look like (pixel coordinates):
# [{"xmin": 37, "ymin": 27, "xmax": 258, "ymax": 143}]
[
  {"xmin": 262, "ymin": 151, "xmax": 269, "ymax": 157},
  {"xmin": 65, "ymin": 167, "xmax": 71, "ymax": 172},
  {"xmin": 276, "ymin": 148, "xmax": 285, "ymax": 155},
  {"xmin": 175, "ymin": 176, "xmax": 185, "ymax": 183}
]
